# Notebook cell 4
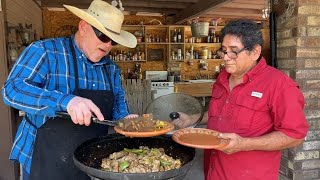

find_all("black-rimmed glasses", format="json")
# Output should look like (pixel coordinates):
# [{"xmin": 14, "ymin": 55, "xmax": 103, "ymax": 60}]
[
  {"xmin": 216, "ymin": 48, "xmax": 247, "ymax": 59},
  {"xmin": 91, "ymin": 26, "xmax": 118, "ymax": 46}
]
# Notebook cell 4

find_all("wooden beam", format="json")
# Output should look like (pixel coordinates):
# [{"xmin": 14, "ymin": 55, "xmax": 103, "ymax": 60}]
[
  {"xmin": 213, "ymin": 7, "xmax": 262, "ymax": 14},
  {"xmin": 173, "ymin": 0, "xmax": 231, "ymax": 24},
  {"xmin": 153, "ymin": 0, "xmax": 198, "ymax": 2},
  {"xmin": 41, "ymin": 0, "xmax": 192, "ymax": 9},
  {"xmin": 201, "ymin": 12, "xmax": 264, "ymax": 20},
  {"xmin": 222, "ymin": 3, "xmax": 264, "ymax": 9}
]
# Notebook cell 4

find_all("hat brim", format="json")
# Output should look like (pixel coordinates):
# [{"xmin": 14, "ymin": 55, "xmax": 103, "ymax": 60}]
[{"xmin": 63, "ymin": 5, "xmax": 137, "ymax": 48}]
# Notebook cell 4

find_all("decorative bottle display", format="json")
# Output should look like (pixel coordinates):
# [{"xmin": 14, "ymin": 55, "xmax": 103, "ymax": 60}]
[
  {"xmin": 109, "ymin": 49, "xmax": 145, "ymax": 61},
  {"xmin": 207, "ymin": 29, "xmax": 216, "ymax": 43},
  {"xmin": 171, "ymin": 48, "xmax": 183, "ymax": 60}
]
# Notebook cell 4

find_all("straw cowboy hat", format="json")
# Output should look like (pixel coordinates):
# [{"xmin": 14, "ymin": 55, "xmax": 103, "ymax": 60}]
[{"xmin": 63, "ymin": 0, "xmax": 137, "ymax": 48}]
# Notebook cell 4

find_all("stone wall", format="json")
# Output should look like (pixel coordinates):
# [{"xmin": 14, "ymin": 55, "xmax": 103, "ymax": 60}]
[{"xmin": 276, "ymin": 0, "xmax": 320, "ymax": 179}]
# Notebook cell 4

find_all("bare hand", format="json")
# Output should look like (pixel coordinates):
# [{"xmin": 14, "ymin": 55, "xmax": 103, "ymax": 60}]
[
  {"xmin": 171, "ymin": 112, "xmax": 196, "ymax": 128},
  {"xmin": 67, "ymin": 96, "xmax": 104, "ymax": 126},
  {"xmin": 216, "ymin": 133, "xmax": 246, "ymax": 154}
]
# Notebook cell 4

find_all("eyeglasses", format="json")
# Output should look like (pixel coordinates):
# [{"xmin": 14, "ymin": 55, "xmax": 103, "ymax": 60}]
[
  {"xmin": 91, "ymin": 26, "xmax": 118, "ymax": 46},
  {"xmin": 216, "ymin": 48, "xmax": 247, "ymax": 59}
]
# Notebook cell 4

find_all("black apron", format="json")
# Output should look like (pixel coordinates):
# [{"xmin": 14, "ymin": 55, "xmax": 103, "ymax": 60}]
[{"xmin": 28, "ymin": 38, "xmax": 114, "ymax": 180}]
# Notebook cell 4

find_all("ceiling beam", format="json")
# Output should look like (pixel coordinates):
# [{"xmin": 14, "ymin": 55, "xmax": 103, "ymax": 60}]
[
  {"xmin": 173, "ymin": 0, "xmax": 231, "ymax": 24},
  {"xmin": 152, "ymin": 0, "xmax": 198, "ymax": 2},
  {"xmin": 212, "ymin": 7, "xmax": 262, "ymax": 14},
  {"xmin": 41, "ymin": 0, "xmax": 192, "ymax": 9},
  {"xmin": 222, "ymin": 3, "xmax": 264, "ymax": 9},
  {"xmin": 201, "ymin": 14, "xmax": 265, "ymax": 21}
]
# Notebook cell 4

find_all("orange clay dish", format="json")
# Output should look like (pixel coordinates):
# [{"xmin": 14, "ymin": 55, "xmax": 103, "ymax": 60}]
[
  {"xmin": 114, "ymin": 114, "xmax": 175, "ymax": 138},
  {"xmin": 172, "ymin": 128, "xmax": 229, "ymax": 149}
]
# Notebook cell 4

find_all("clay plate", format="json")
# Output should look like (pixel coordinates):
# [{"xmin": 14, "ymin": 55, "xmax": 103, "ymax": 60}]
[
  {"xmin": 114, "ymin": 122, "xmax": 175, "ymax": 138},
  {"xmin": 172, "ymin": 128, "xmax": 229, "ymax": 149}
]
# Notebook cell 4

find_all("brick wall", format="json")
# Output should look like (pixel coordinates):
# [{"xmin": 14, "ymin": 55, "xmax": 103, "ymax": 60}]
[{"xmin": 276, "ymin": 0, "xmax": 320, "ymax": 179}]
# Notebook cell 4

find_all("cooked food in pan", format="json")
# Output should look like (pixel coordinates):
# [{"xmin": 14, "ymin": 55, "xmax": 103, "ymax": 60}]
[{"xmin": 100, "ymin": 146, "xmax": 181, "ymax": 173}]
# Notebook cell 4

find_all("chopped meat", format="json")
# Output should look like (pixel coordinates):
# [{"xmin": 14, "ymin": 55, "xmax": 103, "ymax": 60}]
[
  {"xmin": 109, "ymin": 151, "xmax": 128, "ymax": 160},
  {"xmin": 100, "ymin": 146, "xmax": 181, "ymax": 173}
]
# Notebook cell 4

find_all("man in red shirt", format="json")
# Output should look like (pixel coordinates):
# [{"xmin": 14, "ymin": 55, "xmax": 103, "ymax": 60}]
[{"xmin": 173, "ymin": 19, "xmax": 308, "ymax": 180}]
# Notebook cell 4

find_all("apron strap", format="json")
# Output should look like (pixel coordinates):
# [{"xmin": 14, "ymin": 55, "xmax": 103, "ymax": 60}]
[
  {"xmin": 69, "ymin": 38, "xmax": 80, "ymax": 90},
  {"xmin": 25, "ymin": 115, "xmax": 38, "ymax": 129},
  {"xmin": 69, "ymin": 37, "xmax": 114, "ymax": 93}
]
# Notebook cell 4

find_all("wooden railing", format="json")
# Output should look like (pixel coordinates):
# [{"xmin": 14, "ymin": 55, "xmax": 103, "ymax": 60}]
[{"xmin": 121, "ymin": 79, "xmax": 154, "ymax": 115}]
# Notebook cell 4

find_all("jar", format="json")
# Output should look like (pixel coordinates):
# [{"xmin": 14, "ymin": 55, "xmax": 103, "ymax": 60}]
[{"xmin": 201, "ymin": 46, "xmax": 208, "ymax": 59}]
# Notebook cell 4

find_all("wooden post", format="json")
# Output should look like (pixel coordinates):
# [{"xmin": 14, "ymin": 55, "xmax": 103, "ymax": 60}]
[{"xmin": 0, "ymin": 0, "xmax": 19, "ymax": 179}]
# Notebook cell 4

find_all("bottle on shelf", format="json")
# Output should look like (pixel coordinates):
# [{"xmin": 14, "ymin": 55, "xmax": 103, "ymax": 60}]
[
  {"xmin": 190, "ymin": 45, "xmax": 194, "ymax": 59},
  {"xmin": 177, "ymin": 48, "xmax": 182, "ymax": 60},
  {"xmin": 207, "ymin": 32, "xmax": 212, "ymax": 43},
  {"xmin": 213, "ymin": 65, "xmax": 220, "ymax": 79},
  {"xmin": 177, "ymin": 29, "xmax": 182, "ymax": 43},
  {"xmin": 201, "ymin": 46, "xmax": 208, "ymax": 60},
  {"xmin": 138, "ymin": 67, "xmax": 143, "ymax": 79},
  {"xmin": 173, "ymin": 29, "xmax": 177, "ymax": 43},
  {"xmin": 141, "ymin": 52, "xmax": 145, "ymax": 60},
  {"xmin": 171, "ymin": 50, "xmax": 176, "ymax": 60}
]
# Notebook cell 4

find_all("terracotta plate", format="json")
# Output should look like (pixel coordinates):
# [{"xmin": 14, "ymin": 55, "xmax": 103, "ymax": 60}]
[
  {"xmin": 114, "ymin": 122, "xmax": 175, "ymax": 138},
  {"xmin": 172, "ymin": 128, "xmax": 229, "ymax": 149}
]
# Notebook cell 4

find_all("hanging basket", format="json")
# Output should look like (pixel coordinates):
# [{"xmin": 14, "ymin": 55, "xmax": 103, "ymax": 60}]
[{"xmin": 191, "ymin": 22, "xmax": 209, "ymax": 37}]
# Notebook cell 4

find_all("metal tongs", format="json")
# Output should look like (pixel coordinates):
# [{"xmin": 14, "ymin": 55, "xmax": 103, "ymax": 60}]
[{"xmin": 56, "ymin": 111, "xmax": 118, "ymax": 126}]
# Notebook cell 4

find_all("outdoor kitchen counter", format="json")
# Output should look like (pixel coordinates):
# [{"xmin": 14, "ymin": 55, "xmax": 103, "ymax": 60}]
[{"xmin": 174, "ymin": 81, "xmax": 215, "ymax": 97}]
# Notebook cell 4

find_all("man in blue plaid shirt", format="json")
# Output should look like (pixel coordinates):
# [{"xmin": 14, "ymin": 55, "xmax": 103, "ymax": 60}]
[{"xmin": 2, "ymin": 0, "xmax": 138, "ymax": 179}]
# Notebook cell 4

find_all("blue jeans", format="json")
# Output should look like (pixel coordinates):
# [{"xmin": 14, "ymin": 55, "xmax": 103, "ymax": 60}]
[{"xmin": 22, "ymin": 168, "xmax": 30, "ymax": 180}]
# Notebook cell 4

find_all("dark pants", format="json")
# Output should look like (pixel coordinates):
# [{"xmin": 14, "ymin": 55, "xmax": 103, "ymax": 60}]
[{"xmin": 22, "ymin": 167, "xmax": 30, "ymax": 180}]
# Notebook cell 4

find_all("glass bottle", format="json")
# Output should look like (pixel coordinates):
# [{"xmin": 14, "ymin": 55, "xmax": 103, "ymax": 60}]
[
  {"xmin": 177, "ymin": 29, "xmax": 182, "ymax": 43},
  {"xmin": 201, "ymin": 46, "xmax": 208, "ymax": 59},
  {"xmin": 173, "ymin": 29, "xmax": 177, "ymax": 43}
]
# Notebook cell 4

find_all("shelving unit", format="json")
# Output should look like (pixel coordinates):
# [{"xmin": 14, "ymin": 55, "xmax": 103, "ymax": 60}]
[
  {"xmin": 112, "ymin": 24, "xmax": 225, "ymax": 80},
  {"xmin": 111, "ymin": 25, "xmax": 224, "ymax": 64}
]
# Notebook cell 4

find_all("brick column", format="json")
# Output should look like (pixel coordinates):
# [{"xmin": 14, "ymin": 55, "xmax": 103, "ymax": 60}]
[{"xmin": 276, "ymin": 0, "xmax": 320, "ymax": 179}]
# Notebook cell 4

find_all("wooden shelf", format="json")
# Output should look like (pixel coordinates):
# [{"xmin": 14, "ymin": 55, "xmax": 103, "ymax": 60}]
[
  {"xmin": 114, "ymin": 60, "xmax": 146, "ymax": 63},
  {"xmin": 112, "ymin": 25, "xmax": 223, "ymax": 63}
]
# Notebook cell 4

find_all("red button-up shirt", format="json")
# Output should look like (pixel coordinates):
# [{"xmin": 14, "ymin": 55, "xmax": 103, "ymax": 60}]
[{"xmin": 206, "ymin": 58, "xmax": 308, "ymax": 180}]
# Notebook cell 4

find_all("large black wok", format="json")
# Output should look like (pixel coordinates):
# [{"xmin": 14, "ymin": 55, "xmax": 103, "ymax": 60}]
[{"xmin": 73, "ymin": 134, "xmax": 195, "ymax": 180}]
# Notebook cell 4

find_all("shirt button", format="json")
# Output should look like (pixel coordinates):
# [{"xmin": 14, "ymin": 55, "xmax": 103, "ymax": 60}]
[
  {"xmin": 226, "ymin": 100, "xmax": 229, "ymax": 104},
  {"xmin": 93, "ymin": 84, "xmax": 96, "ymax": 87},
  {"xmin": 219, "ymin": 117, "xmax": 222, "ymax": 120}
]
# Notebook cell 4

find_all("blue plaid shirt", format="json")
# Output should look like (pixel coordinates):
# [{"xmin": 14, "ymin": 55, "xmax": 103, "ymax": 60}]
[{"xmin": 2, "ymin": 36, "xmax": 129, "ymax": 173}]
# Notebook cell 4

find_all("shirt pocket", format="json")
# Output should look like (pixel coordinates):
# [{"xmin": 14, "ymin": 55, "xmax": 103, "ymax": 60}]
[
  {"xmin": 208, "ymin": 85, "xmax": 225, "ymax": 117},
  {"xmin": 234, "ymin": 90, "xmax": 269, "ymax": 130}
]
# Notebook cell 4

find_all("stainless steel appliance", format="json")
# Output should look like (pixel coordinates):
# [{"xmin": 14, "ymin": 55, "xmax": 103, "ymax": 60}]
[{"xmin": 145, "ymin": 71, "xmax": 175, "ymax": 99}]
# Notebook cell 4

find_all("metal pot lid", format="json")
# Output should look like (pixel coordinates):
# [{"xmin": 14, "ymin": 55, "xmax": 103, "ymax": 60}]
[{"xmin": 145, "ymin": 93, "xmax": 204, "ymax": 134}]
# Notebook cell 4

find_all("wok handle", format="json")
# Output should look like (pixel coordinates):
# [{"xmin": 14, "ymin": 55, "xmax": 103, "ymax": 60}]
[
  {"xmin": 56, "ymin": 111, "xmax": 117, "ymax": 126},
  {"xmin": 91, "ymin": 118, "xmax": 117, "ymax": 126}
]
